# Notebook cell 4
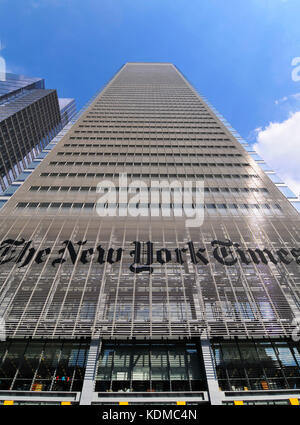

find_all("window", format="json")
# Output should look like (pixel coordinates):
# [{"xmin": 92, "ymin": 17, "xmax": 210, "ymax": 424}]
[
  {"xmin": 95, "ymin": 340, "xmax": 206, "ymax": 393},
  {"xmin": 0, "ymin": 339, "xmax": 89, "ymax": 392},
  {"xmin": 212, "ymin": 339, "xmax": 300, "ymax": 391}
]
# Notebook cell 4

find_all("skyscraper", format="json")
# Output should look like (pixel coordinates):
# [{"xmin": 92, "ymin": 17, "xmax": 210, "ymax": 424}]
[
  {"xmin": 0, "ymin": 62, "xmax": 300, "ymax": 406},
  {"xmin": 0, "ymin": 73, "xmax": 76, "ymax": 194}
]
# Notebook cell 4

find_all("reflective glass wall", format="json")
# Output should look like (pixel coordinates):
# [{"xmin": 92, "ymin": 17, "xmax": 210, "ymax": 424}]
[
  {"xmin": 0, "ymin": 338, "xmax": 89, "ymax": 391},
  {"xmin": 212, "ymin": 338, "xmax": 300, "ymax": 391},
  {"xmin": 95, "ymin": 339, "xmax": 207, "ymax": 393}
]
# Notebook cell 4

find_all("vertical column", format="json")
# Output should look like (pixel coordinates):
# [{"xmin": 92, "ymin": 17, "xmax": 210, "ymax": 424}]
[
  {"xmin": 200, "ymin": 336, "xmax": 223, "ymax": 405},
  {"xmin": 79, "ymin": 338, "xmax": 101, "ymax": 405}
]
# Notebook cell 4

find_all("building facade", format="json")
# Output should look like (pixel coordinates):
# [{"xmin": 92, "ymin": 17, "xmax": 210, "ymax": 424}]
[
  {"xmin": 0, "ymin": 73, "xmax": 76, "ymax": 194},
  {"xmin": 59, "ymin": 98, "xmax": 76, "ymax": 128},
  {"xmin": 0, "ymin": 63, "xmax": 300, "ymax": 406}
]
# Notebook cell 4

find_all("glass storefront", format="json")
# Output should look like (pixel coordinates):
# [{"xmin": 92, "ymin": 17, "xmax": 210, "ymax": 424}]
[
  {"xmin": 0, "ymin": 339, "xmax": 89, "ymax": 391},
  {"xmin": 95, "ymin": 340, "xmax": 207, "ymax": 392},
  {"xmin": 212, "ymin": 338, "xmax": 300, "ymax": 391}
]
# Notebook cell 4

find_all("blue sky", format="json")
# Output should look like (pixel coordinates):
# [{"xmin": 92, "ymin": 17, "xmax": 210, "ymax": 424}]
[{"xmin": 1, "ymin": 0, "xmax": 300, "ymax": 192}]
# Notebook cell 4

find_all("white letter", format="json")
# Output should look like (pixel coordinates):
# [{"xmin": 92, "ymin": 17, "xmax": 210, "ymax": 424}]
[
  {"xmin": 118, "ymin": 173, "xmax": 128, "ymax": 216},
  {"xmin": 291, "ymin": 57, "xmax": 300, "ymax": 82},
  {"xmin": 128, "ymin": 180, "xmax": 148, "ymax": 217},
  {"xmin": 185, "ymin": 180, "xmax": 204, "ymax": 228},
  {"xmin": 96, "ymin": 180, "xmax": 117, "ymax": 216}
]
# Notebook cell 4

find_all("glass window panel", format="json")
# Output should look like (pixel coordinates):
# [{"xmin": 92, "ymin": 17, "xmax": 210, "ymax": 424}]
[
  {"xmin": 213, "ymin": 343, "xmax": 221, "ymax": 366},
  {"xmin": 238, "ymin": 342, "xmax": 259, "ymax": 363},
  {"xmin": 112, "ymin": 346, "xmax": 131, "ymax": 381},
  {"xmin": 275, "ymin": 343, "xmax": 297, "ymax": 367},
  {"xmin": 0, "ymin": 341, "xmax": 26, "ymax": 379},
  {"xmin": 221, "ymin": 342, "xmax": 241, "ymax": 363},
  {"xmin": 97, "ymin": 348, "xmax": 114, "ymax": 380},
  {"xmin": 291, "ymin": 344, "xmax": 300, "ymax": 366},
  {"xmin": 150, "ymin": 346, "xmax": 169, "ymax": 381},
  {"xmin": 132, "ymin": 347, "xmax": 150, "ymax": 380},
  {"xmin": 169, "ymin": 346, "xmax": 187, "ymax": 380},
  {"xmin": 56, "ymin": 342, "xmax": 79, "ymax": 379},
  {"xmin": 13, "ymin": 379, "xmax": 32, "ymax": 391},
  {"xmin": 186, "ymin": 346, "xmax": 202, "ymax": 380},
  {"xmin": 0, "ymin": 341, "xmax": 8, "ymax": 363},
  {"xmin": 256, "ymin": 342, "xmax": 279, "ymax": 365},
  {"xmin": 17, "ymin": 341, "xmax": 44, "ymax": 379}
]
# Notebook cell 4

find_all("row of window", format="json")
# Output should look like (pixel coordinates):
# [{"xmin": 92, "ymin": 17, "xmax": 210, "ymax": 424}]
[
  {"xmin": 95, "ymin": 96, "xmax": 205, "ymax": 101},
  {"xmin": 16, "ymin": 201, "xmax": 281, "ymax": 211},
  {"xmin": 88, "ymin": 111, "xmax": 211, "ymax": 117},
  {"xmin": 48, "ymin": 161, "xmax": 250, "ymax": 168},
  {"xmin": 82, "ymin": 119, "xmax": 215, "ymax": 124},
  {"xmin": 96, "ymin": 98, "xmax": 202, "ymax": 102},
  {"xmin": 96, "ymin": 97, "xmax": 204, "ymax": 102},
  {"xmin": 78, "ymin": 124, "xmax": 222, "ymax": 129},
  {"xmin": 97, "ymin": 94, "xmax": 205, "ymax": 98},
  {"xmin": 69, "ymin": 137, "xmax": 232, "ymax": 142},
  {"xmin": 40, "ymin": 172, "xmax": 259, "ymax": 179},
  {"xmin": 94, "ymin": 101, "xmax": 205, "ymax": 105},
  {"xmin": 96, "ymin": 340, "xmax": 206, "ymax": 393},
  {"xmin": 212, "ymin": 339, "xmax": 300, "ymax": 392},
  {"xmin": 73, "ymin": 130, "xmax": 226, "ymax": 135},
  {"xmin": 89, "ymin": 111, "xmax": 211, "ymax": 116},
  {"xmin": 29, "ymin": 185, "xmax": 269, "ymax": 194},
  {"xmin": 63, "ymin": 143, "xmax": 236, "ymax": 150},
  {"xmin": 56, "ymin": 152, "xmax": 242, "ymax": 158},
  {"xmin": 101, "ymin": 89, "xmax": 200, "ymax": 94},
  {"xmin": 0, "ymin": 339, "xmax": 88, "ymax": 392},
  {"xmin": 101, "ymin": 87, "xmax": 195, "ymax": 92},
  {"xmin": 91, "ymin": 106, "xmax": 212, "ymax": 112}
]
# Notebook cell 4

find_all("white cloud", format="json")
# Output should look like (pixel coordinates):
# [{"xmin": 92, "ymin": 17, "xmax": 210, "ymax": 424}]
[
  {"xmin": 274, "ymin": 92, "xmax": 300, "ymax": 105},
  {"xmin": 253, "ymin": 111, "xmax": 300, "ymax": 197},
  {"xmin": 275, "ymin": 96, "xmax": 288, "ymax": 105}
]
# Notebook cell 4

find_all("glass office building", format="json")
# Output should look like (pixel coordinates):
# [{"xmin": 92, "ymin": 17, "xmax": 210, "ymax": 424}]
[
  {"xmin": 0, "ymin": 63, "xmax": 300, "ymax": 406},
  {"xmin": 59, "ymin": 98, "xmax": 76, "ymax": 128},
  {"xmin": 0, "ymin": 73, "xmax": 76, "ymax": 194}
]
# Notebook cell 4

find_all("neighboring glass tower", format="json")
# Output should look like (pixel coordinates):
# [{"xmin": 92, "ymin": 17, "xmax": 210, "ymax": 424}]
[
  {"xmin": 0, "ymin": 72, "xmax": 45, "ymax": 101},
  {"xmin": 0, "ymin": 63, "xmax": 300, "ymax": 406},
  {"xmin": 59, "ymin": 98, "xmax": 76, "ymax": 128},
  {"xmin": 0, "ymin": 73, "xmax": 76, "ymax": 194}
]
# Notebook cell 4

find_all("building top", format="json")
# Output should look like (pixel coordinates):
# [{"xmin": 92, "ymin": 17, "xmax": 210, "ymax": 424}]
[
  {"xmin": 0, "ymin": 88, "xmax": 57, "ymax": 120},
  {"xmin": 58, "ymin": 98, "xmax": 74, "ymax": 110},
  {"xmin": 0, "ymin": 72, "xmax": 44, "ymax": 97}
]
